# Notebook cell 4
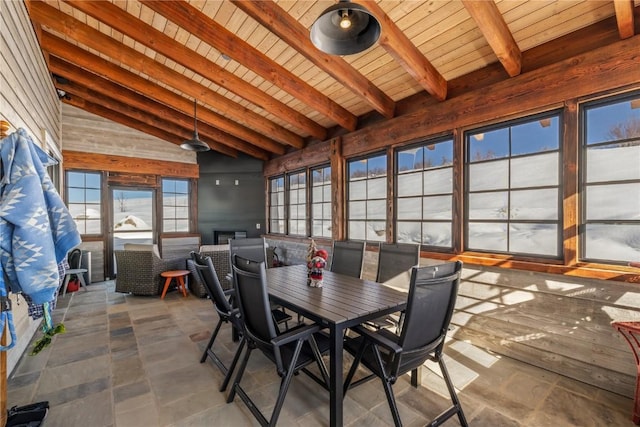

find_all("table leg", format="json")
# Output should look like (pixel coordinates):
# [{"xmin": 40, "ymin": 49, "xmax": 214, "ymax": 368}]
[
  {"xmin": 178, "ymin": 276, "xmax": 187, "ymax": 297},
  {"xmin": 160, "ymin": 277, "xmax": 172, "ymax": 299},
  {"xmin": 329, "ymin": 324, "xmax": 344, "ymax": 427}
]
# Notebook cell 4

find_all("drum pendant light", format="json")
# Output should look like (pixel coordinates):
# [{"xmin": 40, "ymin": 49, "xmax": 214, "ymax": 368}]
[
  {"xmin": 310, "ymin": 0, "xmax": 381, "ymax": 55},
  {"xmin": 180, "ymin": 100, "xmax": 210, "ymax": 152}
]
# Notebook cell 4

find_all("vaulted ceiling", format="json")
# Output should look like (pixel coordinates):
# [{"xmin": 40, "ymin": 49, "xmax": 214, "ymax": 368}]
[{"xmin": 26, "ymin": 0, "xmax": 639, "ymax": 160}]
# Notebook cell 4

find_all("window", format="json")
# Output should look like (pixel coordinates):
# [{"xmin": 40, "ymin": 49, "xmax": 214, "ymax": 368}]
[
  {"xmin": 162, "ymin": 178, "xmax": 189, "ymax": 232},
  {"xmin": 288, "ymin": 171, "xmax": 307, "ymax": 236},
  {"xmin": 46, "ymin": 152, "xmax": 61, "ymax": 192},
  {"xmin": 66, "ymin": 171, "xmax": 102, "ymax": 235},
  {"xmin": 582, "ymin": 93, "xmax": 640, "ymax": 263},
  {"xmin": 269, "ymin": 176, "xmax": 285, "ymax": 234},
  {"xmin": 396, "ymin": 138, "xmax": 453, "ymax": 248},
  {"xmin": 347, "ymin": 154, "xmax": 387, "ymax": 241},
  {"xmin": 44, "ymin": 130, "xmax": 61, "ymax": 191},
  {"xmin": 466, "ymin": 113, "xmax": 562, "ymax": 257},
  {"xmin": 311, "ymin": 165, "xmax": 332, "ymax": 238}
]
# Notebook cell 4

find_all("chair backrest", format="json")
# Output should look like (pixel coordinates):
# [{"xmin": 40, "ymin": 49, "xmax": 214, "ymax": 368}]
[
  {"xmin": 376, "ymin": 243, "xmax": 420, "ymax": 283},
  {"xmin": 229, "ymin": 237, "xmax": 267, "ymax": 275},
  {"xmin": 191, "ymin": 250, "xmax": 207, "ymax": 266},
  {"xmin": 123, "ymin": 243, "xmax": 161, "ymax": 258},
  {"xmin": 231, "ymin": 254, "xmax": 277, "ymax": 350},
  {"xmin": 192, "ymin": 254, "xmax": 232, "ymax": 315},
  {"xmin": 397, "ymin": 261, "xmax": 463, "ymax": 371},
  {"xmin": 329, "ymin": 240, "xmax": 365, "ymax": 278},
  {"xmin": 67, "ymin": 248, "xmax": 82, "ymax": 269}
]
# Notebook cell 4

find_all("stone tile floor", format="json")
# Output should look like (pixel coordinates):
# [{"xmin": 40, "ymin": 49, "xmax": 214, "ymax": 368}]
[{"xmin": 7, "ymin": 281, "xmax": 636, "ymax": 426}]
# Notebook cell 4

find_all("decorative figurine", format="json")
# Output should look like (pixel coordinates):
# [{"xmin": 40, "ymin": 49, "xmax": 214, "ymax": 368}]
[{"xmin": 308, "ymin": 250, "xmax": 328, "ymax": 287}]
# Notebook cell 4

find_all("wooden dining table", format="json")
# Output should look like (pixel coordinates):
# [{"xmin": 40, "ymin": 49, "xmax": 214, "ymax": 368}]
[{"xmin": 265, "ymin": 264, "xmax": 409, "ymax": 427}]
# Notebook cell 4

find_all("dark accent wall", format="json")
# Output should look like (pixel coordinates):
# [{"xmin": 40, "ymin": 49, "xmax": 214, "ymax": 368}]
[{"xmin": 197, "ymin": 152, "xmax": 265, "ymax": 244}]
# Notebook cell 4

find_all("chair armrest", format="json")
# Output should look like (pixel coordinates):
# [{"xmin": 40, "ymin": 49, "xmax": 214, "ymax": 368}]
[
  {"xmin": 224, "ymin": 288, "xmax": 236, "ymax": 306},
  {"xmin": 351, "ymin": 325, "xmax": 402, "ymax": 355},
  {"xmin": 271, "ymin": 323, "xmax": 321, "ymax": 347}
]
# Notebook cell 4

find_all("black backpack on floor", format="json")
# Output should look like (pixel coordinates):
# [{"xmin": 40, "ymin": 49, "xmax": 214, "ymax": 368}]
[{"xmin": 6, "ymin": 401, "xmax": 49, "ymax": 427}]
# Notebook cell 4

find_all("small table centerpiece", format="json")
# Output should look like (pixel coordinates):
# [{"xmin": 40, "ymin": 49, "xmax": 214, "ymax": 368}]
[{"xmin": 306, "ymin": 239, "xmax": 328, "ymax": 287}]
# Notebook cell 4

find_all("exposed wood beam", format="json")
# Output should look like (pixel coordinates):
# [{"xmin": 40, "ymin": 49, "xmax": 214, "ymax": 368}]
[
  {"xmin": 49, "ymin": 57, "xmax": 270, "ymax": 160},
  {"xmin": 63, "ymin": 0, "xmax": 326, "ymax": 141},
  {"xmin": 27, "ymin": 1, "xmax": 303, "ymax": 149},
  {"xmin": 139, "ymin": 0, "xmax": 358, "ymax": 132},
  {"xmin": 342, "ymin": 34, "xmax": 640, "ymax": 157},
  {"xmin": 462, "ymin": 0, "xmax": 522, "ymax": 77},
  {"xmin": 613, "ymin": 0, "xmax": 635, "ymax": 39},
  {"xmin": 231, "ymin": 0, "xmax": 395, "ymax": 119},
  {"xmin": 63, "ymin": 150, "xmax": 199, "ymax": 179},
  {"xmin": 37, "ymin": 32, "xmax": 286, "ymax": 155},
  {"xmin": 56, "ymin": 81, "xmax": 240, "ymax": 158},
  {"xmin": 355, "ymin": 0, "xmax": 447, "ymax": 101}
]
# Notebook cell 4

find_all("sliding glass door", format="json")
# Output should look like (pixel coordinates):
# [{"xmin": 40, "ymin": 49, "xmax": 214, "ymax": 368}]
[{"xmin": 111, "ymin": 188, "xmax": 155, "ymax": 274}]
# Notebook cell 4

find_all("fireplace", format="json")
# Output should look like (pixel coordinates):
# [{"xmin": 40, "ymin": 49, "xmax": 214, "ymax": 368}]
[{"xmin": 213, "ymin": 230, "xmax": 247, "ymax": 245}]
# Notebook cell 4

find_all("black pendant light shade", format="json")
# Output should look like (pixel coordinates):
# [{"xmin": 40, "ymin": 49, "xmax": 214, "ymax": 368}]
[
  {"xmin": 181, "ymin": 100, "xmax": 210, "ymax": 152},
  {"xmin": 310, "ymin": 1, "xmax": 381, "ymax": 55}
]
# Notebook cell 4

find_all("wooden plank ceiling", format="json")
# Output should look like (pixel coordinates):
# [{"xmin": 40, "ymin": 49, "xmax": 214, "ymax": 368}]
[{"xmin": 25, "ymin": 0, "xmax": 639, "ymax": 160}]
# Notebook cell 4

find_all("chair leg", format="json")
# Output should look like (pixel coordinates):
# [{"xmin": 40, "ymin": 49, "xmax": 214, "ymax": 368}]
[
  {"xmin": 61, "ymin": 275, "xmax": 71, "ymax": 297},
  {"xmin": 269, "ymin": 339, "xmax": 305, "ymax": 426},
  {"xmin": 200, "ymin": 319, "xmax": 227, "ymax": 375},
  {"xmin": 343, "ymin": 339, "xmax": 367, "ymax": 395},
  {"xmin": 227, "ymin": 342, "xmax": 252, "ymax": 404},
  {"xmin": 220, "ymin": 337, "xmax": 245, "ymax": 392},
  {"xmin": 200, "ymin": 320, "xmax": 222, "ymax": 363},
  {"xmin": 77, "ymin": 273, "xmax": 87, "ymax": 292},
  {"xmin": 371, "ymin": 344, "xmax": 402, "ymax": 427},
  {"xmin": 309, "ymin": 335, "xmax": 330, "ymax": 387},
  {"xmin": 433, "ymin": 356, "xmax": 468, "ymax": 427}
]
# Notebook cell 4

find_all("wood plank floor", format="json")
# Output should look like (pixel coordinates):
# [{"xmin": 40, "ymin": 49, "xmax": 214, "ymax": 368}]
[{"xmin": 6, "ymin": 281, "xmax": 635, "ymax": 426}]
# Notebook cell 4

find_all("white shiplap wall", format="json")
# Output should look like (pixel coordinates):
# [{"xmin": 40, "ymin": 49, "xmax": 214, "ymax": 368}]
[
  {"xmin": 1, "ymin": 0, "xmax": 63, "ymax": 373},
  {"xmin": 0, "ymin": 1, "xmax": 60, "ymax": 144}
]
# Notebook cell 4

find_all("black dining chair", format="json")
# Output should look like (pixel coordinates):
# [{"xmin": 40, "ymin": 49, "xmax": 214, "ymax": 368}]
[
  {"xmin": 190, "ymin": 253, "xmax": 245, "ymax": 392},
  {"xmin": 227, "ymin": 255, "xmax": 330, "ymax": 426},
  {"xmin": 368, "ymin": 242, "xmax": 421, "ymax": 330},
  {"xmin": 228, "ymin": 237, "xmax": 292, "ymax": 328},
  {"xmin": 329, "ymin": 240, "xmax": 365, "ymax": 278},
  {"xmin": 343, "ymin": 261, "xmax": 468, "ymax": 427},
  {"xmin": 376, "ymin": 242, "xmax": 421, "ymax": 283},
  {"xmin": 228, "ymin": 237, "xmax": 268, "ymax": 265}
]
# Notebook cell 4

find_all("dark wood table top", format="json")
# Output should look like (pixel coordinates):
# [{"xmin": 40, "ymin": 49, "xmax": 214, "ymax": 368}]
[{"xmin": 266, "ymin": 264, "xmax": 408, "ymax": 328}]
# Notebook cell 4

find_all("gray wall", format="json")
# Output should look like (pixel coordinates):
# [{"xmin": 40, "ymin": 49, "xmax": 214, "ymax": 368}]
[{"xmin": 197, "ymin": 152, "xmax": 265, "ymax": 245}]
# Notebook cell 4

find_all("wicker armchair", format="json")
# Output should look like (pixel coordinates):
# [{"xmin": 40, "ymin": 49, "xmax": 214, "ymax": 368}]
[
  {"xmin": 114, "ymin": 249, "xmax": 185, "ymax": 295},
  {"xmin": 198, "ymin": 245, "xmax": 231, "ymax": 290}
]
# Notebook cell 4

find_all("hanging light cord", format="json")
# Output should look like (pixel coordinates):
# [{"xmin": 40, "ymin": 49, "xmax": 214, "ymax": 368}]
[{"xmin": 193, "ymin": 100, "xmax": 199, "ymax": 138}]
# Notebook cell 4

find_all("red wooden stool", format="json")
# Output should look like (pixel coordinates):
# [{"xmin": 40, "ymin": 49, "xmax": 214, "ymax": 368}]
[
  {"xmin": 160, "ymin": 270, "xmax": 190, "ymax": 299},
  {"xmin": 612, "ymin": 320, "xmax": 640, "ymax": 424}
]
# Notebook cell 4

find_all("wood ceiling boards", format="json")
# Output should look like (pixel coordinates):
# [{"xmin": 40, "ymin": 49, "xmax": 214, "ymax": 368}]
[{"xmin": 25, "ymin": 0, "xmax": 638, "ymax": 159}]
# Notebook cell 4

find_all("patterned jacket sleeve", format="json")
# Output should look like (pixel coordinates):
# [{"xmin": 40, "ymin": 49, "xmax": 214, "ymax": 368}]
[{"xmin": 0, "ymin": 129, "xmax": 81, "ymax": 304}]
